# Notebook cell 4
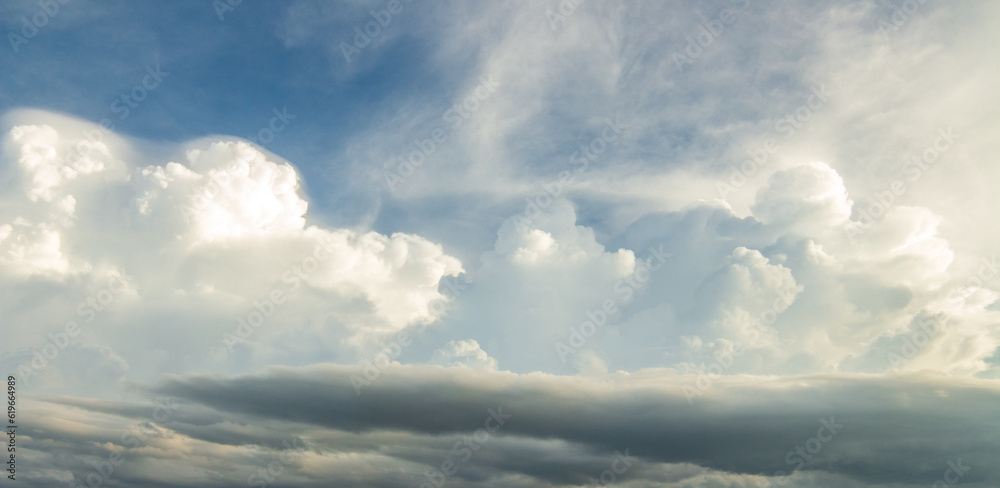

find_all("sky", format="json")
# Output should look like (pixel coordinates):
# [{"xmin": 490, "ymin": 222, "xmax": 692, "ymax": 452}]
[{"xmin": 1, "ymin": 0, "xmax": 999, "ymax": 487}]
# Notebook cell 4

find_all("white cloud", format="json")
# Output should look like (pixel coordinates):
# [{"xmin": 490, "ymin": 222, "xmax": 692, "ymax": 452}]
[
  {"xmin": 0, "ymin": 117, "xmax": 463, "ymax": 389},
  {"xmin": 468, "ymin": 161, "xmax": 999, "ymax": 377},
  {"xmin": 429, "ymin": 339, "xmax": 498, "ymax": 371},
  {"xmin": 751, "ymin": 161, "xmax": 853, "ymax": 235},
  {"xmin": 5, "ymin": 1, "xmax": 1000, "ymax": 485}
]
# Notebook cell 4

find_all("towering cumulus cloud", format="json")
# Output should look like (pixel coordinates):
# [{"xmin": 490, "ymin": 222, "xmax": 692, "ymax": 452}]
[
  {"xmin": 0, "ymin": 113, "xmax": 463, "ymax": 394},
  {"xmin": 2, "ymin": 1, "xmax": 1000, "ymax": 487}
]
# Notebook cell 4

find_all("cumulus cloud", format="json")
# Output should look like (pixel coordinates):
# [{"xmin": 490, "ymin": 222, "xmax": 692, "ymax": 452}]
[
  {"xmin": 5, "ymin": 0, "xmax": 1000, "ymax": 486},
  {"xmin": 751, "ymin": 161, "xmax": 853, "ymax": 235},
  {"xmin": 429, "ymin": 339, "xmax": 498, "ymax": 371},
  {"xmin": 433, "ymin": 199, "xmax": 638, "ymax": 374},
  {"xmin": 6, "ymin": 114, "xmax": 997, "ymax": 487},
  {"xmin": 0, "ymin": 115, "xmax": 462, "ymax": 390},
  {"xmin": 466, "ymin": 161, "xmax": 998, "ymax": 378}
]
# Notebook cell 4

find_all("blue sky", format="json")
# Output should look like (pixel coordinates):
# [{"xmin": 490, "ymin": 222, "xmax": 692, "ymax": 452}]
[
  {"xmin": 2, "ymin": 0, "xmax": 472, "ymax": 228},
  {"xmin": 2, "ymin": 1, "xmax": 1000, "ymax": 487}
]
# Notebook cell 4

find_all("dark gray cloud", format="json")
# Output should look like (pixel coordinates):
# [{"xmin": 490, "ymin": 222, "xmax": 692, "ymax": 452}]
[
  {"xmin": 129, "ymin": 365, "xmax": 1000, "ymax": 486},
  {"xmin": 4, "ymin": 0, "xmax": 999, "ymax": 486}
]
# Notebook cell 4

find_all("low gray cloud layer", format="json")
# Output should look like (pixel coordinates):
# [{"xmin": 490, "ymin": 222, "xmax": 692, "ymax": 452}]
[
  {"xmin": 22, "ymin": 365, "xmax": 993, "ymax": 487},
  {"xmin": 3, "ymin": 0, "xmax": 999, "ymax": 486}
]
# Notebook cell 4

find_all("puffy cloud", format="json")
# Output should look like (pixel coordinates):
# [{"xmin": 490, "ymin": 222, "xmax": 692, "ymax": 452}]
[
  {"xmin": 434, "ymin": 199, "xmax": 638, "ymax": 374},
  {"xmin": 0, "ymin": 117, "xmax": 462, "ymax": 390},
  {"xmin": 429, "ymin": 339, "xmax": 498, "ymax": 371},
  {"xmin": 8, "ymin": 124, "xmax": 111, "ymax": 203},
  {"xmin": 751, "ymin": 161, "xmax": 853, "ymax": 235},
  {"xmin": 0, "ymin": 219, "xmax": 75, "ymax": 276},
  {"xmin": 502, "ymin": 161, "xmax": 998, "ymax": 377},
  {"xmin": 367, "ymin": 159, "xmax": 1000, "ymax": 379},
  {"xmin": 132, "ymin": 141, "xmax": 308, "ymax": 243},
  {"xmin": 5, "ymin": 1, "xmax": 1000, "ymax": 486}
]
